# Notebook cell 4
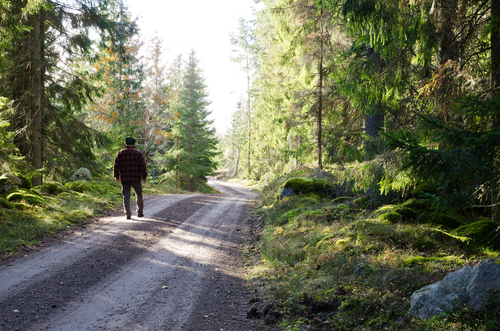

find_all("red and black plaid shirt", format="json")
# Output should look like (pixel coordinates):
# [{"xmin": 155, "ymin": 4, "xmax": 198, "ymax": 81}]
[{"xmin": 113, "ymin": 146, "xmax": 147, "ymax": 183}]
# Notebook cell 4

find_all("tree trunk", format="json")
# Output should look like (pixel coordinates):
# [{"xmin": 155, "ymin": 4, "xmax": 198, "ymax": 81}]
[
  {"xmin": 232, "ymin": 149, "xmax": 240, "ymax": 177},
  {"xmin": 365, "ymin": 111, "xmax": 385, "ymax": 139},
  {"xmin": 491, "ymin": 188, "xmax": 499, "ymax": 222},
  {"xmin": 247, "ymin": 98, "xmax": 251, "ymax": 176},
  {"xmin": 491, "ymin": 0, "xmax": 500, "ymax": 221},
  {"xmin": 317, "ymin": 41, "xmax": 323, "ymax": 170},
  {"xmin": 438, "ymin": 0, "xmax": 460, "ymax": 65},
  {"xmin": 30, "ymin": 10, "xmax": 43, "ymax": 187},
  {"xmin": 176, "ymin": 137, "xmax": 180, "ymax": 189},
  {"xmin": 246, "ymin": 62, "xmax": 252, "ymax": 176},
  {"xmin": 492, "ymin": 0, "xmax": 500, "ymax": 91},
  {"xmin": 267, "ymin": 145, "xmax": 270, "ymax": 172},
  {"xmin": 364, "ymin": 28, "xmax": 385, "ymax": 157},
  {"xmin": 295, "ymin": 135, "xmax": 300, "ymax": 168}
]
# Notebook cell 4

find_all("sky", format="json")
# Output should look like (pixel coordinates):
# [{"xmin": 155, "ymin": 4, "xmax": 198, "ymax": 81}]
[{"xmin": 126, "ymin": 0, "xmax": 259, "ymax": 135}]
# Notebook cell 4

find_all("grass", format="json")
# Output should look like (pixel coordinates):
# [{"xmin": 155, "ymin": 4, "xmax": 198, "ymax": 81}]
[
  {"xmin": 245, "ymin": 169, "xmax": 500, "ymax": 330},
  {"xmin": 0, "ymin": 174, "xmax": 193, "ymax": 255}
]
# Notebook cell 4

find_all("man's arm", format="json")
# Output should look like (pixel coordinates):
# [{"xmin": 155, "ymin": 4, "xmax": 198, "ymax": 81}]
[
  {"xmin": 140, "ymin": 152, "xmax": 147, "ymax": 182},
  {"xmin": 113, "ymin": 153, "xmax": 120, "ymax": 181}
]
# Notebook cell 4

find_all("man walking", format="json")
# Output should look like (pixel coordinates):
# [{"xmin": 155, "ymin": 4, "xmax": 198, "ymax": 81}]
[{"xmin": 113, "ymin": 137, "xmax": 147, "ymax": 219}]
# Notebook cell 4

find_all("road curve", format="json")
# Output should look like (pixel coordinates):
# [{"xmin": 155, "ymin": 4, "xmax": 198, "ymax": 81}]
[{"xmin": 0, "ymin": 179, "xmax": 264, "ymax": 331}]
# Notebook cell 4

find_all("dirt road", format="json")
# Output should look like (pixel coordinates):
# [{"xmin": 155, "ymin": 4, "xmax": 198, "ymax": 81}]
[{"xmin": 0, "ymin": 179, "xmax": 266, "ymax": 331}]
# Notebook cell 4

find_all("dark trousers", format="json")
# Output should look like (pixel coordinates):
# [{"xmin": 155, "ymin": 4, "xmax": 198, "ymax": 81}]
[{"xmin": 121, "ymin": 181, "xmax": 143, "ymax": 217}]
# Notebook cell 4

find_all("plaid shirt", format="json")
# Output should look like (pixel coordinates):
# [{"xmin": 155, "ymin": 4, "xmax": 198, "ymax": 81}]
[{"xmin": 113, "ymin": 146, "xmax": 147, "ymax": 183}]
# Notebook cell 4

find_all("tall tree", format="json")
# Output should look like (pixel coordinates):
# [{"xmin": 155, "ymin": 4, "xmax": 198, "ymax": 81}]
[
  {"xmin": 0, "ymin": 0, "xmax": 137, "ymax": 183},
  {"xmin": 167, "ymin": 51, "xmax": 218, "ymax": 191},
  {"xmin": 226, "ymin": 99, "xmax": 248, "ymax": 176},
  {"xmin": 142, "ymin": 34, "xmax": 173, "ymax": 156},
  {"xmin": 230, "ymin": 17, "xmax": 259, "ymax": 176}
]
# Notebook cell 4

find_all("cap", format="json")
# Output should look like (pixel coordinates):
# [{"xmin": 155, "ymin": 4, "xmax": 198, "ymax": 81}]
[{"xmin": 125, "ymin": 137, "xmax": 136, "ymax": 145}]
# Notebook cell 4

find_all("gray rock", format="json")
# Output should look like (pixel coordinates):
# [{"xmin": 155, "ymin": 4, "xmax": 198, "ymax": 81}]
[
  {"xmin": 280, "ymin": 186, "xmax": 294, "ymax": 199},
  {"xmin": 0, "ymin": 177, "xmax": 12, "ymax": 193},
  {"xmin": 72, "ymin": 168, "xmax": 92, "ymax": 181},
  {"xmin": 354, "ymin": 263, "xmax": 368, "ymax": 275},
  {"xmin": 1, "ymin": 173, "xmax": 22, "ymax": 186},
  {"xmin": 410, "ymin": 259, "xmax": 500, "ymax": 319},
  {"xmin": 466, "ymin": 259, "xmax": 500, "ymax": 308}
]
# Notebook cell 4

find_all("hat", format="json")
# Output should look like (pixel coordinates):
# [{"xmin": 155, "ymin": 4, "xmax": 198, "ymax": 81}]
[{"xmin": 125, "ymin": 137, "xmax": 136, "ymax": 145}]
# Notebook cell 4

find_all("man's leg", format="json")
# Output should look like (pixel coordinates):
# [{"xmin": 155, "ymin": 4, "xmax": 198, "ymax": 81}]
[
  {"xmin": 122, "ymin": 182, "xmax": 132, "ymax": 219},
  {"xmin": 131, "ymin": 181, "xmax": 144, "ymax": 217}
]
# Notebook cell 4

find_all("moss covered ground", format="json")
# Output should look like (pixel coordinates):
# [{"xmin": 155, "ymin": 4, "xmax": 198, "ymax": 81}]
[
  {"xmin": 0, "ymin": 175, "xmax": 195, "ymax": 255},
  {"xmin": 246, "ymin": 169, "xmax": 500, "ymax": 330}
]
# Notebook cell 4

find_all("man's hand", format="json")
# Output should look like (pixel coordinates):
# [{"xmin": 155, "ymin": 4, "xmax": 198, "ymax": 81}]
[
  {"xmin": 142, "ymin": 178, "xmax": 146, "ymax": 184},
  {"xmin": 115, "ymin": 178, "xmax": 120, "ymax": 182}
]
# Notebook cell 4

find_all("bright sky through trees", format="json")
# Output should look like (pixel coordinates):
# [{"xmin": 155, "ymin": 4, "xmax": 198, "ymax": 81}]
[{"xmin": 126, "ymin": 0, "xmax": 258, "ymax": 134}]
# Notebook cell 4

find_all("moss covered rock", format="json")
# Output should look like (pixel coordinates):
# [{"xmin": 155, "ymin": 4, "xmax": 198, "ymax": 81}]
[
  {"xmin": 376, "ymin": 203, "xmax": 418, "ymax": 224},
  {"xmin": 19, "ymin": 174, "xmax": 32, "ymax": 189},
  {"xmin": 276, "ymin": 209, "xmax": 301, "ymax": 225},
  {"xmin": 0, "ymin": 176, "xmax": 12, "ymax": 193},
  {"xmin": 40, "ymin": 182, "xmax": 69, "ymax": 195},
  {"xmin": 451, "ymin": 220, "xmax": 500, "ymax": 248},
  {"xmin": 339, "ymin": 219, "xmax": 470, "ymax": 253},
  {"xmin": 278, "ymin": 177, "xmax": 336, "ymax": 200},
  {"xmin": 6, "ymin": 190, "xmax": 46, "ymax": 206},
  {"xmin": 401, "ymin": 198, "xmax": 428, "ymax": 211},
  {"xmin": 332, "ymin": 196, "xmax": 351, "ymax": 203},
  {"xmin": 353, "ymin": 195, "xmax": 370, "ymax": 206},
  {"xmin": 377, "ymin": 211, "xmax": 402, "ymax": 223},
  {"xmin": 428, "ymin": 213, "xmax": 462, "ymax": 229},
  {"xmin": 0, "ymin": 197, "xmax": 15, "ymax": 209},
  {"xmin": 65, "ymin": 181, "xmax": 92, "ymax": 193},
  {"xmin": 90, "ymin": 182, "xmax": 107, "ymax": 194}
]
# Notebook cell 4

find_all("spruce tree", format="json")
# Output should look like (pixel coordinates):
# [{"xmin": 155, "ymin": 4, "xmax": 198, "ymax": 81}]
[
  {"xmin": 0, "ymin": 0, "xmax": 137, "ymax": 183},
  {"xmin": 168, "ymin": 51, "xmax": 218, "ymax": 191}
]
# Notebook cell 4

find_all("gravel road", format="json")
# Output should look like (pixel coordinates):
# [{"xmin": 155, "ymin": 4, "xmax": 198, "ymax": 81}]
[{"xmin": 0, "ymin": 179, "xmax": 268, "ymax": 331}]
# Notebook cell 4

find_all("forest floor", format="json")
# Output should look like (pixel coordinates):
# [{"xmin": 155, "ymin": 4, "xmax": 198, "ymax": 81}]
[{"xmin": 0, "ymin": 179, "xmax": 272, "ymax": 331}]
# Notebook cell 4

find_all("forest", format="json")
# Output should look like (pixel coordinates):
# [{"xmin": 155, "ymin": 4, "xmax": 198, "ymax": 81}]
[
  {"xmin": 224, "ymin": 0, "xmax": 500, "ymax": 329},
  {"xmin": 1, "ymin": 0, "xmax": 500, "ymax": 330},
  {"xmin": 0, "ymin": 0, "xmax": 217, "ymax": 192},
  {"xmin": 225, "ymin": 0, "xmax": 500, "ymax": 214}
]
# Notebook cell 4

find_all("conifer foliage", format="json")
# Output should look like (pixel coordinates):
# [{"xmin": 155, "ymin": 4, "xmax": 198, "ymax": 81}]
[
  {"xmin": 222, "ymin": 0, "xmax": 500, "ymax": 216},
  {"xmin": 166, "ymin": 51, "xmax": 218, "ymax": 191},
  {"xmin": 0, "ymin": 0, "xmax": 138, "ymax": 184}
]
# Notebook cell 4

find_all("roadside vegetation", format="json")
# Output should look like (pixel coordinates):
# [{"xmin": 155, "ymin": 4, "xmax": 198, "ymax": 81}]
[
  {"xmin": 0, "ymin": 174, "xmax": 219, "ymax": 256},
  {"xmin": 244, "ymin": 167, "xmax": 500, "ymax": 331}
]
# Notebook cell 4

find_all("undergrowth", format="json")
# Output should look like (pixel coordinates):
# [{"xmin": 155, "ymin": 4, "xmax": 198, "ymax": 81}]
[{"xmin": 248, "ymin": 168, "xmax": 500, "ymax": 330}]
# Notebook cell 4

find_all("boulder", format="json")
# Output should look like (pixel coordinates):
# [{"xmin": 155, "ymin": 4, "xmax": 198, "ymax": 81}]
[
  {"xmin": 451, "ymin": 220, "xmax": 500, "ymax": 249},
  {"xmin": 1, "ymin": 173, "xmax": 22, "ymax": 186},
  {"xmin": 280, "ymin": 186, "xmax": 294, "ymax": 199},
  {"xmin": 278, "ymin": 177, "xmax": 336, "ymax": 200},
  {"xmin": 410, "ymin": 259, "xmax": 500, "ymax": 319},
  {"xmin": 40, "ymin": 182, "xmax": 68, "ymax": 195},
  {"xmin": 0, "ymin": 176, "xmax": 12, "ymax": 193},
  {"xmin": 1, "ymin": 173, "xmax": 31, "ymax": 189},
  {"xmin": 72, "ymin": 168, "xmax": 92, "ymax": 181}
]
